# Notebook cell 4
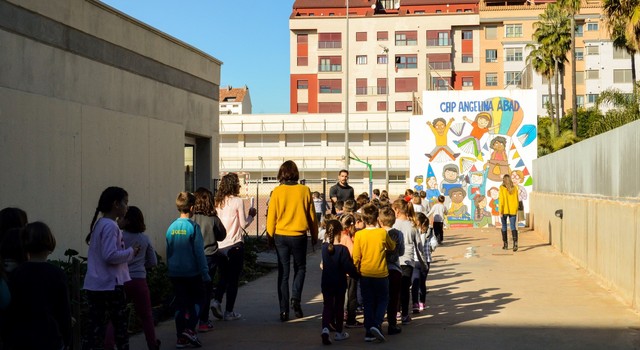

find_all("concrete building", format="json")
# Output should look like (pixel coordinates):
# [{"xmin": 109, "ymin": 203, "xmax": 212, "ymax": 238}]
[
  {"xmin": 0, "ymin": 0, "xmax": 221, "ymax": 258},
  {"xmin": 219, "ymin": 85, "xmax": 252, "ymax": 115}
]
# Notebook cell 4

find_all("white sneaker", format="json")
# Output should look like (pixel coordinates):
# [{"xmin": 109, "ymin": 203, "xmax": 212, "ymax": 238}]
[
  {"xmin": 321, "ymin": 327, "xmax": 331, "ymax": 345},
  {"xmin": 370, "ymin": 327, "xmax": 385, "ymax": 342},
  {"xmin": 334, "ymin": 331, "xmax": 350, "ymax": 341},
  {"xmin": 210, "ymin": 300, "xmax": 223, "ymax": 320},
  {"xmin": 224, "ymin": 311, "xmax": 242, "ymax": 321}
]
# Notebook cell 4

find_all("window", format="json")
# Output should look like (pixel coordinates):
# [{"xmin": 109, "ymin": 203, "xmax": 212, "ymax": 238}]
[
  {"xmin": 356, "ymin": 102, "xmax": 367, "ymax": 111},
  {"xmin": 586, "ymin": 70, "xmax": 599, "ymax": 79},
  {"xmin": 319, "ymin": 79, "xmax": 342, "ymax": 93},
  {"xmin": 377, "ymin": 31, "xmax": 388, "ymax": 41},
  {"xmin": 395, "ymin": 55, "xmax": 417, "ymax": 69},
  {"xmin": 428, "ymin": 53, "xmax": 452, "ymax": 69},
  {"xmin": 435, "ymin": 9, "xmax": 442, "ymax": 13},
  {"xmin": 297, "ymin": 80, "xmax": 308, "ymax": 89},
  {"xmin": 438, "ymin": 32, "xmax": 450, "ymax": 46},
  {"xmin": 462, "ymin": 30, "xmax": 473, "ymax": 40},
  {"xmin": 427, "ymin": 31, "xmax": 450, "ymax": 46},
  {"xmin": 297, "ymin": 34, "xmax": 308, "ymax": 66},
  {"xmin": 575, "ymin": 24, "xmax": 583, "ymax": 37},
  {"xmin": 377, "ymin": 101, "xmax": 387, "ymax": 111},
  {"xmin": 614, "ymin": 69, "xmax": 633, "ymax": 83},
  {"xmin": 286, "ymin": 134, "xmax": 320, "ymax": 147},
  {"xmin": 505, "ymin": 71, "xmax": 522, "ymax": 86},
  {"xmin": 505, "ymin": 48, "xmax": 523, "ymax": 62},
  {"xmin": 356, "ymin": 78, "xmax": 367, "ymax": 95},
  {"xmin": 485, "ymin": 26, "xmax": 497, "ymax": 40},
  {"xmin": 318, "ymin": 102, "xmax": 341, "ymax": 113},
  {"xmin": 505, "ymin": 24, "xmax": 523, "ymax": 38},
  {"xmin": 356, "ymin": 32, "xmax": 367, "ymax": 41},
  {"xmin": 587, "ymin": 94, "xmax": 598, "ymax": 103},
  {"xmin": 377, "ymin": 55, "xmax": 388, "ymax": 64},
  {"xmin": 462, "ymin": 77, "xmax": 473, "ymax": 87},
  {"xmin": 486, "ymin": 73, "xmax": 498, "ymax": 86},
  {"xmin": 377, "ymin": 78, "xmax": 387, "ymax": 95},
  {"xmin": 576, "ymin": 48, "xmax": 584, "ymax": 61},
  {"xmin": 587, "ymin": 23, "xmax": 599, "ymax": 31},
  {"xmin": 356, "ymin": 55, "xmax": 368, "ymax": 65},
  {"xmin": 318, "ymin": 56, "xmax": 342, "ymax": 72},
  {"xmin": 297, "ymin": 57, "xmax": 308, "ymax": 66},
  {"xmin": 586, "ymin": 46, "xmax": 599, "ymax": 55},
  {"xmin": 577, "ymin": 95, "xmax": 584, "ymax": 107},
  {"xmin": 486, "ymin": 49, "xmax": 497, "ymax": 62},
  {"xmin": 614, "ymin": 48, "xmax": 631, "ymax": 59},
  {"xmin": 576, "ymin": 71, "xmax": 584, "ymax": 85},
  {"xmin": 433, "ymin": 77, "xmax": 451, "ymax": 90},
  {"xmin": 542, "ymin": 95, "xmax": 549, "ymax": 105},
  {"xmin": 395, "ymin": 31, "xmax": 418, "ymax": 46},
  {"xmin": 395, "ymin": 101, "xmax": 413, "ymax": 112},
  {"xmin": 297, "ymin": 103, "xmax": 308, "ymax": 112},
  {"xmin": 318, "ymin": 33, "xmax": 341, "ymax": 49},
  {"xmin": 297, "ymin": 34, "xmax": 308, "ymax": 43},
  {"xmin": 462, "ymin": 55, "xmax": 473, "ymax": 63},
  {"xmin": 395, "ymin": 77, "xmax": 418, "ymax": 92}
]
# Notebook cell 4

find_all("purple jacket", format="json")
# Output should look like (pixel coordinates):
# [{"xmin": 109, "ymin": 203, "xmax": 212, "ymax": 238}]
[{"xmin": 83, "ymin": 217, "xmax": 134, "ymax": 291}]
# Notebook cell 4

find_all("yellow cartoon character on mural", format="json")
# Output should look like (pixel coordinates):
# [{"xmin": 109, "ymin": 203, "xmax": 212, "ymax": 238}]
[{"xmin": 425, "ymin": 117, "xmax": 459, "ymax": 162}]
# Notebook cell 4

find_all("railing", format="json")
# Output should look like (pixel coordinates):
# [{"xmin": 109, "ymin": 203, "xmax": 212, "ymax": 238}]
[
  {"xmin": 220, "ymin": 117, "xmax": 410, "ymax": 134},
  {"xmin": 426, "ymin": 39, "xmax": 451, "ymax": 46},
  {"xmin": 430, "ymin": 61, "xmax": 452, "ymax": 70}
]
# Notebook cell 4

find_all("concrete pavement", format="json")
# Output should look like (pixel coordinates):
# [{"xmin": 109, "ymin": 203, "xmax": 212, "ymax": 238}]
[{"xmin": 130, "ymin": 228, "xmax": 640, "ymax": 349}]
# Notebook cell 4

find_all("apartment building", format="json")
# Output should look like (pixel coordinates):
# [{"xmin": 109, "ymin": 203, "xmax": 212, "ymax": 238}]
[{"xmin": 220, "ymin": 85, "xmax": 252, "ymax": 115}]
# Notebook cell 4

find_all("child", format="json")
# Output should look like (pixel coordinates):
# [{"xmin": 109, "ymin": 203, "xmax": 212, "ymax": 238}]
[
  {"xmin": 427, "ymin": 195, "xmax": 448, "ymax": 244},
  {"xmin": 379, "ymin": 206, "xmax": 404, "ymax": 335},
  {"xmin": 412, "ymin": 213, "xmax": 431, "ymax": 313},
  {"xmin": 5, "ymin": 222, "xmax": 71, "ymax": 350},
  {"xmin": 343, "ymin": 199, "xmax": 357, "ymax": 214},
  {"xmin": 83, "ymin": 186, "xmax": 138, "ymax": 350},
  {"xmin": 334, "ymin": 200, "xmax": 345, "ymax": 216},
  {"xmin": 352, "ymin": 204, "xmax": 396, "ymax": 342},
  {"xmin": 321, "ymin": 220, "xmax": 359, "ymax": 345},
  {"xmin": 339, "ymin": 213, "xmax": 362, "ymax": 328},
  {"xmin": 166, "ymin": 192, "xmax": 210, "ymax": 348},
  {"xmin": 392, "ymin": 199, "xmax": 422, "ymax": 324},
  {"xmin": 313, "ymin": 191, "xmax": 324, "ymax": 226}
]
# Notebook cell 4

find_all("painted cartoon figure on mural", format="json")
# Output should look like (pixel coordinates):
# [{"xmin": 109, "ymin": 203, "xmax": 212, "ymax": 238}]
[
  {"xmin": 425, "ymin": 177, "xmax": 440, "ymax": 205},
  {"xmin": 466, "ymin": 169, "xmax": 488, "ymax": 220},
  {"xmin": 447, "ymin": 187, "xmax": 470, "ymax": 219},
  {"xmin": 455, "ymin": 112, "xmax": 500, "ymax": 161},
  {"xmin": 484, "ymin": 136, "xmax": 511, "ymax": 182},
  {"xmin": 414, "ymin": 175, "xmax": 424, "ymax": 192},
  {"xmin": 487, "ymin": 186, "xmax": 501, "ymax": 227},
  {"xmin": 425, "ymin": 117, "xmax": 459, "ymax": 162},
  {"xmin": 473, "ymin": 194, "xmax": 493, "ymax": 228},
  {"xmin": 439, "ymin": 164, "xmax": 465, "ymax": 200},
  {"xmin": 511, "ymin": 169, "xmax": 527, "ymax": 226}
]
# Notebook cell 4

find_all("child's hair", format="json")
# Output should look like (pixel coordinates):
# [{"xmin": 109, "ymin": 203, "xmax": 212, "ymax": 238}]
[
  {"xmin": 339, "ymin": 213, "xmax": 355, "ymax": 231},
  {"xmin": 393, "ymin": 198, "xmax": 417, "ymax": 226},
  {"xmin": 419, "ymin": 190, "xmax": 426, "ymax": 199},
  {"xmin": 0, "ymin": 227, "xmax": 26, "ymax": 264},
  {"xmin": 0, "ymin": 207, "xmax": 28, "ymax": 238},
  {"xmin": 378, "ymin": 206, "xmax": 396, "ymax": 227},
  {"xmin": 215, "ymin": 173, "xmax": 241, "ymax": 208},
  {"xmin": 22, "ymin": 221, "xmax": 56, "ymax": 255},
  {"xmin": 320, "ymin": 214, "xmax": 337, "ymax": 231},
  {"xmin": 176, "ymin": 192, "xmax": 196, "ymax": 214},
  {"xmin": 438, "ymin": 195, "xmax": 446, "ymax": 203},
  {"xmin": 356, "ymin": 194, "xmax": 369, "ymax": 209},
  {"xmin": 415, "ymin": 212, "xmax": 429, "ymax": 233},
  {"xmin": 86, "ymin": 186, "xmax": 128, "ymax": 244},
  {"xmin": 121, "ymin": 206, "xmax": 146, "ymax": 233},
  {"xmin": 370, "ymin": 198, "xmax": 381, "ymax": 208},
  {"xmin": 373, "ymin": 189, "xmax": 380, "ymax": 197},
  {"xmin": 502, "ymin": 174, "xmax": 515, "ymax": 193},
  {"xmin": 335, "ymin": 200, "xmax": 344, "ymax": 211},
  {"xmin": 360, "ymin": 203, "xmax": 379, "ymax": 226},
  {"xmin": 312, "ymin": 191, "xmax": 320, "ymax": 198},
  {"xmin": 343, "ymin": 199, "xmax": 357, "ymax": 213},
  {"xmin": 404, "ymin": 189, "xmax": 414, "ymax": 197},
  {"xmin": 194, "ymin": 187, "xmax": 217, "ymax": 216},
  {"xmin": 325, "ymin": 219, "xmax": 343, "ymax": 256},
  {"xmin": 412, "ymin": 194, "xmax": 422, "ymax": 205}
]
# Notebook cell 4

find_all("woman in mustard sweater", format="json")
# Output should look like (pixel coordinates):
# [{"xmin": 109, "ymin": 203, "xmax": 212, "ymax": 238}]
[
  {"xmin": 267, "ymin": 160, "xmax": 318, "ymax": 322},
  {"xmin": 498, "ymin": 174, "xmax": 520, "ymax": 251}
]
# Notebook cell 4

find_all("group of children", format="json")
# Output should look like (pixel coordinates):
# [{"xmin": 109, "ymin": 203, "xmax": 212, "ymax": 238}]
[{"xmin": 319, "ymin": 192, "xmax": 443, "ymax": 344}]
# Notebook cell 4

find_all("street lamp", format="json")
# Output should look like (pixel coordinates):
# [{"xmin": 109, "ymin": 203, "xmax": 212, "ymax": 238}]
[
  {"xmin": 382, "ymin": 46, "xmax": 390, "ymax": 192},
  {"xmin": 258, "ymin": 156, "xmax": 263, "ymax": 183}
]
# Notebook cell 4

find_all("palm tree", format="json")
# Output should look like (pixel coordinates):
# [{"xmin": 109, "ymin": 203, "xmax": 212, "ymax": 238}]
[
  {"xmin": 603, "ymin": 0, "xmax": 639, "ymax": 100},
  {"xmin": 590, "ymin": 87, "xmax": 640, "ymax": 136},
  {"xmin": 537, "ymin": 117, "xmax": 579, "ymax": 156},
  {"xmin": 526, "ymin": 44, "xmax": 555, "ymax": 120},
  {"xmin": 558, "ymin": 0, "xmax": 581, "ymax": 136}
]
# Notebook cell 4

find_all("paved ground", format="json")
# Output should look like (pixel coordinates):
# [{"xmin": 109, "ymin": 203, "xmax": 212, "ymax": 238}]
[{"xmin": 131, "ymin": 228, "xmax": 640, "ymax": 349}]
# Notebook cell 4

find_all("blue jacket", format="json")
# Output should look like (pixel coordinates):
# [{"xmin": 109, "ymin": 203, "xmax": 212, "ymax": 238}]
[{"xmin": 166, "ymin": 218, "xmax": 210, "ymax": 281}]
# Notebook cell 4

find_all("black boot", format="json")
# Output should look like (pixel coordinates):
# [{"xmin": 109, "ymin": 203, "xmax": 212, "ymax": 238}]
[
  {"xmin": 501, "ymin": 231, "xmax": 508, "ymax": 250},
  {"xmin": 291, "ymin": 298, "xmax": 303, "ymax": 318},
  {"xmin": 512, "ymin": 230, "xmax": 518, "ymax": 252}
]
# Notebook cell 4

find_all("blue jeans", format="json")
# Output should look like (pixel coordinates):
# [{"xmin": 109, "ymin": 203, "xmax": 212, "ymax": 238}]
[
  {"xmin": 274, "ymin": 234, "xmax": 308, "ymax": 313},
  {"xmin": 360, "ymin": 276, "xmax": 389, "ymax": 332},
  {"xmin": 501, "ymin": 214, "xmax": 517, "ymax": 231}
]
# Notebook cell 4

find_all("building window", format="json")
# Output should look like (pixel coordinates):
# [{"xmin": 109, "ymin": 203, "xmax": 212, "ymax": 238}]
[
  {"xmin": 318, "ymin": 33, "xmax": 342, "ymax": 49},
  {"xmin": 462, "ymin": 55, "xmax": 473, "ymax": 63},
  {"xmin": 377, "ymin": 101, "xmax": 387, "ymax": 111},
  {"xmin": 485, "ymin": 26, "xmax": 497, "ymax": 40},
  {"xmin": 505, "ymin": 48, "xmax": 523, "ymax": 62},
  {"xmin": 319, "ymin": 79, "xmax": 342, "ymax": 93},
  {"xmin": 426, "ymin": 31, "xmax": 450, "ymax": 46},
  {"xmin": 377, "ymin": 31, "xmax": 388, "ymax": 41},
  {"xmin": 486, "ymin": 73, "xmax": 498, "ymax": 86},
  {"xmin": 297, "ymin": 103, "xmax": 308, "ymax": 112},
  {"xmin": 356, "ymin": 32, "xmax": 367, "ymax": 41},
  {"xmin": 356, "ymin": 102, "xmax": 367, "ymax": 111},
  {"xmin": 297, "ymin": 34, "xmax": 308, "ymax": 43},
  {"xmin": 297, "ymin": 80, "xmax": 308, "ymax": 89},
  {"xmin": 462, "ymin": 77, "xmax": 473, "ymax": 87},
  {"xmin": 614, "ymin": 69, "xmax": 633, "ymax": 83},
  {"xmin": 576, "ymin": 24, "xmax": 583, "ymax": 37},
  {"xmin": 576, "ymin": 48, "xmax": 584, "ymax": 61},
  {"xmin": 395, "ymin": 31, "xmax": 418, "ymax": 46},
  {"xmin": 462, "ymin": 30, "xmax": 473, "ymax": 40},
  {"xmin": 587, "ymin": 22, "xmax": 599, "ymax": 31},
  {"xmin": 356, "ymin": 55, "xmax": 368, "ymax": 65},
  {"xmin": 428, "ymin": 53, "xmax": 452, "ymax": 69},
  {"xmin": 297, "ymin": 57, "xmax": 308, "ymax": 66},
  {"xmin": 586, "ymin": 70, "xmax": 599, "ymax": 79},
  {"xmin": 542, "ymin": 95, "xmax": 549, "ymax": 105},
  {"xmin": 505, "ymin": 71, "xmax": 522, "ymax": 86},
  {"xmin": 395, "ymin": 101, "xmax": 413, "ymax": 112},
  {"xmin": 395, "ymin": 77, "xmax": 418, "ymax": 92},
  {"xmin": 486, "ymin": 49, "xmax": 497, "ymax": 62},
  {"xmin": 505, "ymin": 24, "xmax": 523, "ymax": 38},
  {"xmin": 377, "ymin": 55, "xmax": 388, "ymax": 64},
  {"xmin": 356, "ymin": 78, "xmax": 368, "ymax": 95},
  {"xmin": 318, "ymin": 102, "xmax": 342, "ymax": 113},
  {"xmin": 435, "ymin": 9, "xmax": 441, "ymax": 13},
  {"xmin": 614, "ymin": 48, "xmax": 631, "ymax": 59},
  {"xmin": 433, "ymin": 77, "xmax": 451, "ymax": 90},
  {"xmin": 577, "ymin": 95, "xmax": 584, "ymax": 107},
  {"xmin": 587, "ymin": 94, "xmax": 598, "ymax": 103},
  {"xmin": 576, "ymin": 71, "xmax": 584, "ymax": 85},
  {"xmin": 586, "ymin": 46, "xmax": 599, "ymax": 55},
  {"xmin": 377, "ymin": 78, "xmax": 387, "ymax": 95},
  {"xmin": 438, "ymin": 32, "xmax": 450, "ymax": 46},
  {"xmin": 318, "ymin": 56, "xmax": 342, "ymax": 72},
  {"xmin": 395, "ymin": 55, "xmax": 417, "ymax": 69}
]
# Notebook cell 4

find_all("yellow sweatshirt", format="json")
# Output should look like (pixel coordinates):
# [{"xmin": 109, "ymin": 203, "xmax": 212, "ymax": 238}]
[
  {"xmin": 352, "ymin": 227, "xmax": 396, "ymax": 278},
  {"xmin": 499, "ymin": 185, "xmax": 519, "ymax": 215},
  {"xmin": 266, "ymin": 183, "xmax": 318, "ymax": 240}
]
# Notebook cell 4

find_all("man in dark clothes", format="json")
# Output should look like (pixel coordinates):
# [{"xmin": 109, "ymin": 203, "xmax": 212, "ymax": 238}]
[{"xmin": 329, "ymin": 169, "xmax": 355, "ymax": 214}]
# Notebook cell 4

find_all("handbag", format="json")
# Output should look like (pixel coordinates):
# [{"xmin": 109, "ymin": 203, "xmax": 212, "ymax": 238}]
[{"xmin": 428, "ymin": 228, "xmax": 439, "ymax": 252}]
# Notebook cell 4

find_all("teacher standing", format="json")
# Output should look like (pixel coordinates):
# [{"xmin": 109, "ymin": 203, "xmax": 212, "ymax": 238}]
[{"xmin": 266, "ymin": 160, "xmax": 318, "ymax": 322}]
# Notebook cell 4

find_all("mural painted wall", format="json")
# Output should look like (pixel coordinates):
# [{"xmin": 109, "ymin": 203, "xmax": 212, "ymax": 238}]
[{"xmin": 410, "ymin": 90, "xmax": 537, "ymax": 228}]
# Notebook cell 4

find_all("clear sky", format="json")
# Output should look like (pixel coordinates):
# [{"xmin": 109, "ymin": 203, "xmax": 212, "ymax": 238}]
[{"xmin": 101, "ymin": 0, "xmax": 294, "ymax": 114}]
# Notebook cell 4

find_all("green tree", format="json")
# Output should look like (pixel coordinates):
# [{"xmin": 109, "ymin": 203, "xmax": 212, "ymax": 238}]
[
  {"xmin": 603, "ymin": 0, "xmax": 639, "ymax": 100},
  {"xmin": 590, "ymin": 87, "xmax": 640, "ymax": 136},
  {"xmin": 537, "ymin": 116, "xmax": 580, "ymax": 156},
  {"xmin": 558, "ymin": 0, "xmax": 582, "ymax": 136},
  {"xmin": 560, "ymin": 107, "xmax": 603, "ymax": 139}
]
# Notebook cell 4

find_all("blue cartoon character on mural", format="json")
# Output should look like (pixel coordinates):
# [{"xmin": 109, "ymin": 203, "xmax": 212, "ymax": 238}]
[
  {"xmin": 425, "ymin": 164, "xmax": 440, "ymax": 205},
  {"xmin": 466, "ymin": 169, "xmax": 488, "ymax": 220},
  {"xmin": 425, "ymin": 117, "xmax": 459, "ymax": 162},
  {"xmin": 414, "ymin": 175, "xmax": 424, "ymax": 192},
  {"xmin": 439, "ymin": 163, "xmax": 465, "ymax": 197}
]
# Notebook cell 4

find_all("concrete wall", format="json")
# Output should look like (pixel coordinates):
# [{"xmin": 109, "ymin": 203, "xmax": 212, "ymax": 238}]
[
  {"xmin": 0, "ymin": 0, "xmax": 221, "ymax": 259},
  {"xmin": 531, "ymin": 119, "xmax": 640, "ymax": 311}
]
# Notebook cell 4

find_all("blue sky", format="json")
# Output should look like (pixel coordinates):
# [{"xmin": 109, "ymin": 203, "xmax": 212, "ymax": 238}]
[{"xmin": 102, "ymin": 0, "xmax": 294, "ymax": 114}]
